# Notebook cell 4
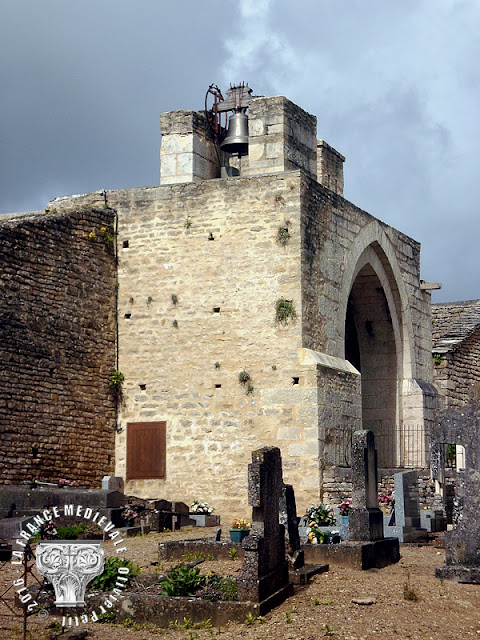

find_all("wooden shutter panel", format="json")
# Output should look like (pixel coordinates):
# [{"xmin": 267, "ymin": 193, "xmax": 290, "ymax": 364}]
[{"xmin": 126, "ymin": 421, "xmax": 166, "ymax": 480}]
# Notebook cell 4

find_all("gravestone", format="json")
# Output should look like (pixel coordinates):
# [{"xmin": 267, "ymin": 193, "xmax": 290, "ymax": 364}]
[
  {"xmin": 279, "ymin": 483, "xmax": 304, "ymax": 570},
  {"xmin": 101, "ymin": 476, "xmax": 124, "ymax": 493},
  {"xmin": 383, "ymin": 470, "xmax": 428, "ymax": 542},
  {"xmin": 349, "ymin": 430, "xmax": 384, "ymax": 541},
  {"xmin": 237, "ymin": 447, "xmax": 293, "ymax": 606},
  {"xmin": 434, "ymin": 409, "xmax": 480, "ymax": 583},
  {"xmin": 153, "ymin": 500, "xmax": 196, "ymax": 530},
  {"xmin": 302, "ymin": 430, "xmax": 399, "ymax": 569}
]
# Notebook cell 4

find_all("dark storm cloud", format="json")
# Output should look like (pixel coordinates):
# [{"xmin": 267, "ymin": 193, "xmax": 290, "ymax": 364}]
[
  {"xmin": 2, "ymin": 0, "xmax": 480, "ymax": 302},
  {"xmin": 0, "ymin": 0, "xmax": 229, "ymax": 212},
  {"xmin": 220, "ymin": 0, "xmax": 480, "ymax": 302}
]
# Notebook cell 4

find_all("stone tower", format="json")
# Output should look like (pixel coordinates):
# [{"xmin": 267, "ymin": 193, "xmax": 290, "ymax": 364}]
[{"xmin": 47, "ymin": 90, "xmax": 440, "ymax": 519}]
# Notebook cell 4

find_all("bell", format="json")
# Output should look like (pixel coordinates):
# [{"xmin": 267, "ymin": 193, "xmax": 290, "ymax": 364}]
[{"xmin": 220, "ymin": 112, "xmax": 249, "ymax": 155}]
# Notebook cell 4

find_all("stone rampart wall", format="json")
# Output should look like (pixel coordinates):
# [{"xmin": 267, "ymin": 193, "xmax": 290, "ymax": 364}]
[
  {"xmin": 0, "ymin": 208, "xmax": 116, "ymax": 486},
  {"xmin": 433, "ymin": 327, "xmax": 480, "ymax": 406}
]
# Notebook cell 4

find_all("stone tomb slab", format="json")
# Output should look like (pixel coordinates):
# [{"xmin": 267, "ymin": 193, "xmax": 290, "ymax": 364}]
[{"xmin": 302, "ymin": 538, "xmax": 400, "ymax": 571}]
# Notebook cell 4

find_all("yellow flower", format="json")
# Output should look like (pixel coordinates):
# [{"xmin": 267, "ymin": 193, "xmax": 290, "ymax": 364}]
[
  {"xmin": 309, "ymin": 521, "xmax": 316, "ymax": 528},
  {"xmin": 100, "ymin": 226, "xmax": 107, "ymax": 234},
  {"xmin": 88, "ymin": 231, "xmax": 96, "ymax": 240}
]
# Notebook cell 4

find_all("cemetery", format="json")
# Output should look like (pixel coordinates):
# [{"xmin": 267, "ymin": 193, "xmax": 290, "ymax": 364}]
[{"xmin": 0, "ymin": 432, "xmax": 479, "ymax": 639}]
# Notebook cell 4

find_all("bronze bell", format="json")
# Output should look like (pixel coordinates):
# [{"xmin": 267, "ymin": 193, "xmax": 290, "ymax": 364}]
[{"xmin": 220, "ymin": 111, "xmax": 249, "ymax": 155}]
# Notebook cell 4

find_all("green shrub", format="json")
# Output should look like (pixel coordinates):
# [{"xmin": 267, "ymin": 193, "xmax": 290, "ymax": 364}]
[
  {"xmin": 56, "ymin": 523, "xmax": 87, "ymax": 540},
  {"xmin": 97, "ymin": 611, "xmax": 117, "ymax": 623},
  {"xmin": 197, "ymin": 574, "xmax": 238, "ymax": 601},
  {"xmin": 160, "ymin": 564, "xmax": 205, "ymax": 597},
  {"xmin": 228, "ymin": 547, "xmax": 239, "ymax": 560},
  {"xmin": 90, "ymin": 556, "xmax": 139, "ymax": 592}
]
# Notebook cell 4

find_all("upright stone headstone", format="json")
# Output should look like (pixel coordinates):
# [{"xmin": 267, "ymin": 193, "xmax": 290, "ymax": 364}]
[
  {"xmin": 383, "ymin": 470, "xmax": 428, "ymax": 542},
  {"xmin": 434, "ymin": 410, "xmax": 480, "ymax": 583},
  {"xmin": 349, "ymin": 430, "xmax": 384, "ymax": 541},
  {"xmin": 101, "ymin": 476, "xmax": 124, "ymax": 493},
  {"xmin": 279, "ymin": 484, "xmax": 304, "ymax": 570},
  {"xmin": 238, "ymin": 447, "xmax": 292, "ymax": 604}
]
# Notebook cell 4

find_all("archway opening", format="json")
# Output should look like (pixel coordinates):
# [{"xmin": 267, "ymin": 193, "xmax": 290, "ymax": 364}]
[{"xmin": 345, "ymin": 263, "xmax": 398, "ymax": 466}]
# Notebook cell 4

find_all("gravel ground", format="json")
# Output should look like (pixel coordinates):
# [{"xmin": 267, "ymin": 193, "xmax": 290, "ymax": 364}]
[{"xmin": 1, "ymin": 528, "xmax": 479, "ymax": 640}]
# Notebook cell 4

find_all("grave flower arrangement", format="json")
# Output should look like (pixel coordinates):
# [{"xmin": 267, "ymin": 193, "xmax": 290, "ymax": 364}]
[
  {"xmin": 339, "ymin": 498, "xmax": 352, "ymax": 516},
  {"xmin": 229, "ymin": 519, "xmax": 251, "ymax": 543},
  {"xmin": 378, "ymin": 490, "xmax": 394, "ymax": 513},
  {"xmin": 308, "ymin": 524, "xmax": 326, "ymax": 544},
  {"xmin": 57, "ymin": 478, "xmax": 79, "ymax": 487},
  {"xmin": 121, "ymin": 506, "xmax": 139, "ymax": 523},
  {"xmin": 378, "ymin": 490, "xmax": 394, "ymax": 507},
  {"xmin": 305, "ymin": 503, "xmax": 336, "ymax": 526},
  {"xmin": 190, "ymin": 500, "xmax": 215, "ymax": 515}
]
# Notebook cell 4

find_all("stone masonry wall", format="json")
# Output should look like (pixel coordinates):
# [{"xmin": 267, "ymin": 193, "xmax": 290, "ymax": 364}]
[
  {"xmin": 433, "ymin": 327, "xmax": 480, "ymax": 407},
  {"xmin": 300, "ymin": 173, "xmax": 431, "ymax": 376},
  {"xmin": 0, "ymin": 208, "xmax": 116, "ymax": 486},
  {"xmin": 108, "ymin": 174, "xmax": 321, "ymax": 520}
]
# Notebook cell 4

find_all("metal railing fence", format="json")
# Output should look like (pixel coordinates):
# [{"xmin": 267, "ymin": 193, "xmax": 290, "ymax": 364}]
[{"xmin": 324, "ymin": 423, "xmax": 431, "ymax": 469}]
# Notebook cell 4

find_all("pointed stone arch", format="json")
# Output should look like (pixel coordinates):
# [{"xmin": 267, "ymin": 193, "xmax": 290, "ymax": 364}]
[
  {"xmin": 337, "ymin": 221, "xmax": 418, "ymax": 466},
  {"xmin": 337, "ymin": 221, "xmax": 415, "ymax": 380}
]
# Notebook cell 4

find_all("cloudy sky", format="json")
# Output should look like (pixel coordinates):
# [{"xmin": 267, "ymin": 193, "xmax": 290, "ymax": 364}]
[{"xmin": 1, "ymin": 0, "xmax": 479, "ymax": 303}]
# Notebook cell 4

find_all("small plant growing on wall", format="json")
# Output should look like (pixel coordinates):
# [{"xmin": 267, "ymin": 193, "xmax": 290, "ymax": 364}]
[
  {"xmin": 238, "ymin": 370, "xmax": 255, "ymax": 396},
  {"xmin": 109, "ymin": 369, "xmax": 124, "ymax": 388},
  {"xmin": 99, "ymin": 223, "xmax": 115, "ymax": 250},
  {"xmin": 184, "ymin": 216, "xmax": 193, "ymax": 229},
  {"xmin": 88, "ymin": 223, "xmax": 115, "ymax": 252},
  {"xmin": 238, "ymin": 370, "xmax": 251, "ymax": 385},
  {"xmin": 109, "ymin": 369, "xmax": 124, "ymax": 402},
  {"xmin": 275, "ymin": 298, "xmax": 297, "ymax": 326},
  {"xmin": 171, "ymin": 293, "xmax": 178, "ymax": 306},
  {"xmin": 276, "ymin": 226, "xmax": 291, "ymax": 245},
  {"xmin": 433, "ymin": 353, "xmax": 442, "ymax": 365}
]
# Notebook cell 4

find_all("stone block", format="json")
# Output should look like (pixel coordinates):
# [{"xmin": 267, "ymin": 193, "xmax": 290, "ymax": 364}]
[
  {"xmin": 302, "ymin": 538, "xmax": 400, "ymax": 570},
  {"xmin": 248, "ymin": 142, "xmax": 265, "ymax": 163},
  {"xmin": 159, "ymin": 153, "xmax": 177, "ymax": 177},
  {"xmin": 277, "ymin": 427, "xmax": 302, "ymax": 441},
  {"xmin": 101, "ymin": 476, "xmax": 124, "ymax": 493},
  {"xmin": 266, "ymin": 141, "xmax": 284, "ymax": 159},
  {"xmin": 249, "ymin": 119, "xmax": 266, "ymax": 137}
]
